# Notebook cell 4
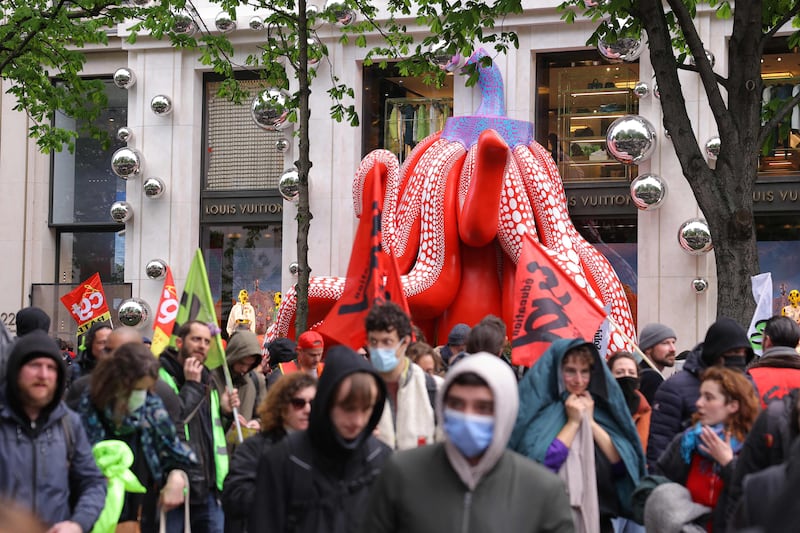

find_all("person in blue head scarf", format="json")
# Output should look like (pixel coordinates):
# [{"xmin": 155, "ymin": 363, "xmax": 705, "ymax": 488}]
[{"xmin": 509, "ymin": 338, "xmax": 646, "ymax": 533}]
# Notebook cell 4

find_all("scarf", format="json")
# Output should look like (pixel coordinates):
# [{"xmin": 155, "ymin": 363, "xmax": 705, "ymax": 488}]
[{"xmin": 680, "ymin": 423, "xmax": 743, "ymax": 464}]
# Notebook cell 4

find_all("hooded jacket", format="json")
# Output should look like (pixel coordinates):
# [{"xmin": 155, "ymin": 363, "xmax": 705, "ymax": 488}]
[
  {"xmin": 359, "ymin": 353, "xmax": 574, "ymax": 533},
  {"xmin": 508, "ymin": 339, "xmax": 646, "ymax": 518},
  {"xmin": 249, "ymin": 345, "xmax": 391, "ymax": 533},
  {"xmin": 0, "ymin": 331, "xmax": 106, "ymax": 531},
  {"xmin": 747, "ymin": 345, "xmax": 800, "ymax": 408},
  {"xmin": 214, "ymin": 330, "xmax": 266, "ymax": 420}
]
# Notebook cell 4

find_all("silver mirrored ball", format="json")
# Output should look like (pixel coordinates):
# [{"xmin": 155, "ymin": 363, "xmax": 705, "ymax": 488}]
[
  {"xmin": 276, "ymin": 138, "xmax": 290, "ymax": 153},
  {"xmin": 324, "ymin": 0, "xmax": 356, "ymax": 25},
  {"xmin": 605, "ymin": 115, "xmax": 657, "ymax": 165},
  {"xmin": 173, "ymin": 12, "xmax": 197, "ymax": 36},
  {"xmin": 689, "ymin": 49, "xmax": 715, "ymax": 68},
  {"xmin": 116, "ymin": 127, "xmax": 133, "ymax": 143},
  {"xmin": 251, "ymin": 89, "xmax": 291, "ymax": 131},
  {"xmin": 705, "ymin": 136, "xmax": 721, "ymax": 160},
  {"xmin": 215, "ymin": 11, "xmax": 237, "ymax": 33},
  {"xmin": 113, "ymin": 68, "xmax": 136, "ymax": 90},
  {"xmin": 678, "ymin": 218, "xmax": 713, "ymax": 255},
  {"xmin": 630, "ymin": 173, "xmax": 668, "ymax": 210},
  {"xmin": 118, "ymin": 298, "xmax": 150, "ymax": 327},
  {"xmin": 143, "ymin": 177, "xmax": 165, "ymax": 199},
  {"xmin": 150, "ymin": 95, "xmax": 173, "ymax": 116},
  {"xmin": 289, "ymin": 262, "xmax": 299, "ymax": 276},
  {"xmin": 633, "ymin": 81, "xmax": 649, "ymax": 99},
  {"xmin": 249, "ymin": 16, "xmax": 264, "ymax": 30},
  {"xmin": 111, "ymin": 147, "xmax": 142, "ymax": 178},
  {"xmin": 110, "ymin": 201, "xmax": 133, "ymax": 223},
  {"xmin": 145, "ymin": 259, "xmax": 168, "ymax": 280},
  {"xmin": 692, "ymin": 278, "xmax": 709, "ymax": 293},
  {"xmin": 598, "ymin": 35, "xmax": 644, "ymax": 62},
  {"xmin": 278, "ymin": 168, "xmax": 300, "ymax": 202}
]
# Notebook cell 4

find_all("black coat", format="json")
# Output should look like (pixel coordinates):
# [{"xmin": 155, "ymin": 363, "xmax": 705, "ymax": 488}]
[
  {"xmin": 247, "ymin": 346, "xmax": 391, "ymax": 533},
  {"xmin": 646, "ymin": 345, "xmax": 708, "ymax": 470}
]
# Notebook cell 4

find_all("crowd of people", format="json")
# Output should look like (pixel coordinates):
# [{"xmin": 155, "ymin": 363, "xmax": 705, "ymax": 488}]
[{"xmin": 2, "ymin": 303, "xmax": 800, "ymax": 532}]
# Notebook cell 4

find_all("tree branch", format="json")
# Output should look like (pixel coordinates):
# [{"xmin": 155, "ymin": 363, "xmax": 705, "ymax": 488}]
[
  {"xmin": 758, "ymin": 90, "xmax": 800, "ymax": 148},
  {"xmin": 762, "ymin": 2, "xmax": 800, "ymax": 44},
  {"xmin": 676, "ymin": 63, "xmax": 729, "ymax": 89}
]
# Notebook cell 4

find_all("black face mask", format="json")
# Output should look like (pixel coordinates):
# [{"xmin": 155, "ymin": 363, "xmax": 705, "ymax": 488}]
[
  {"xmin": 723, "ymin": 356, "xmax": 748, "ymax": 373},
  {"xmin": 616, "ymin": 376, "xmax": 641, "ymax": 415}
]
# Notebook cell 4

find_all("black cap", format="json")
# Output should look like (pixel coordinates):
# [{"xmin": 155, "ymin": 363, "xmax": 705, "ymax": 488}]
[
  {"xmin": 701, "ymin": 317, "xmax": 754, "ymax": 366},
  {"xmin": 15, "ymin": 307, "xmax": 51, "ymax": 336}
]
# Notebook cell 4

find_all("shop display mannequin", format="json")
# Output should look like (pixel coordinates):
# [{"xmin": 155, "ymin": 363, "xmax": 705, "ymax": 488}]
[
  {"xmin": 226, "ymin": 289, "xmax": 256, "ymax": 336},
  {"xmin": 782, "ymin": 289, "xmax": 800, "ymax": 325}
]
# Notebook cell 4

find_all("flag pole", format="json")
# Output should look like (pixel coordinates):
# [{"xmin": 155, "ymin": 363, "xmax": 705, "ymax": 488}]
[
  {"xmin": 607, "ymin": 316, "xmax": 665, "ymax": 379},
  {"xmin": 218, "ymin": 351, "xmax": 244, "ymax": 443}
]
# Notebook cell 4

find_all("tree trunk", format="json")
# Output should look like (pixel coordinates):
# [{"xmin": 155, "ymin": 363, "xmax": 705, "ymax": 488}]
[{"xmin": 295, "ymin": 0, "xmax": 312, "ymax": 335}]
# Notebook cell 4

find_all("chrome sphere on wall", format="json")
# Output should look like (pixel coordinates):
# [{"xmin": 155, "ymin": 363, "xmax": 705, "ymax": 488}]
[
  {"xmin": 150, "ymin": 95, "xmax": 173, "ymax": 116},
  {"xmin": 324, "ymin": 0, "xmax": 356, "ymax": 25},
  {"xmin": 598, "ymin": 35, "xmax": 644, "ymax": 62},
  {"xmin": 173, "ymin": 12, "xmax": 197, "ymax": 36},
  {"xmin": 705, "ymin": 136, "xmax": 721, "ymax": 160},
  {"xmin": 678, "ymin": 218, "xmax": 713, "ymax": 255},
  {"xmin": 278, "ymin": 168, "xmax": 300, "ymax": 201},
  {"xmin": 113, "ymin": 68, "xmax": 136, "ymax": 90},
  {"xmin": 116, "ymin": 127, "xmax": 133, "ymax": 143},
  {"xmin": 118, "ymin": 298, "xmax": 150, "ymax": 327},
  {"xmin": 633, "ymin": 81, "xmax": 649, "ymax": 99},
  {"xmin": 606, "ymin": 115, "xmax": 657, "ymax": 164},
  {"xmin": 689, "ymin": 49, "xmax": 715, "ymax": 68},
  {"xmin": 110, "ymin": 201, "xmax": 133, "ymax": 223},
  {"xmin": 630, "ymin": 173, "xmax": 668, "ymax": 210},
  {"xmin": 145, "ymin": 259, "xmax": 168, "ymax": 280},
  {"xmin": 289, "ymin": 262, "xmax": 299, "ymax": 275},
  {"xmin": 111, "ymin": 147, "xmax": 142, "ymax": 178},
  {"xmin": 276, "ymin": 138, "xmax": 290, "ymax": 153},
  {"xmin": 251, "ymin": 89, "xmax": 291, "ymax": 131},
  {"xmin": 143, "ymin": 177, "xmax": 165, "ymax": 199},
  {"xmin": 215, "ymin": 11, "xmax": 237, "ymax": 33},
  {"xmin": 692, "ymin": 278, "xmax": 709, "ymax": 293},
  {"xmin": 249, "ymin": 16, "xmax": 264, "ymax": 30}
]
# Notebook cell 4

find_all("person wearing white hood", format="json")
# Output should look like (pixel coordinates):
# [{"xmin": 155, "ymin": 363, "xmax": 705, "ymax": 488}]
[{"xmin": 360, "ymin": 353, "xmax": 574, "ymax": 533}]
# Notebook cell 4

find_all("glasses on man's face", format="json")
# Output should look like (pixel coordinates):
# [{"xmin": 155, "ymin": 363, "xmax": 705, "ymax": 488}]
[{"xmin": 289, "ymin": 397, "xmax": 313, "ymax": 410}]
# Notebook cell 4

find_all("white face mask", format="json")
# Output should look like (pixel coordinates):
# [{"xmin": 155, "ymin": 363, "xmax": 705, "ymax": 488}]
[{"xmin": 127, "ymin": 389, "xmax": 147, "ymax": 412}]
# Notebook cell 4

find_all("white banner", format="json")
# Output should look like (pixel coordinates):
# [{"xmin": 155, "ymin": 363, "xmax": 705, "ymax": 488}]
[{"xmin": 748, "ymin": 272, "xmax": 773, "ymax": 357}]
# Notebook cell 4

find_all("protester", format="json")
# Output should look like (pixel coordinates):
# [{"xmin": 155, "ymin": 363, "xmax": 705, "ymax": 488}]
[
  {"xmin": 366, "ymin": 302, "xmax": 437, "ymax": 449},
  {"xmin": 75, "ymin": 321, "xmax": 112, "ymax": 376},
  {"xmin": 509, "ymin": 339, "xmax": 645, "ymax": 533},
  {"xmin": 158, "ymin": 320, "xmax": 240, "ymax": 533},
  {"xmin": 636, "ymin": 323, "xmax": 677, "ymax": 404},
  {"xmin": 464, "ymin": 314, "xmax": 507, "ymax": 359},
  {"xmin": 267, "ymin": 331, "xmax": 324, "ymax": 386},
  {"xmin": 248, "ymin": 346, "xmax": 390, "ymax": 533},
  {"xmin": 75, "ymin": 343, "xmax": 196, "ymax": 531},
  {"xmin": 437, "ymin": 323, "xmax": 470, "ymax": 366},
  {"xmin": 406, "ymin": 341, "xmax": 444, "ymax": 379},
  {"xmin": 222, "ymin": 372, "xmax": 317, "ymax": 533},
  {"xmin": 360, "ymin": 352, "xmax": 573, "ymax": 533},
  {"xmin": 746, "ymin": 315, "xmax": 800, "ymax": 408},
  {"xmin": 652, "ymin": 366, "xmax": 758, "ymax": 532},
  {"xmin": 0, "ymin": 330, "xmax": 106, "ymax": 532},
  {"xmin": 214, "ymin": 330, "xmax": 267, "ymax": 424},
  {"xmin": 647, "ymin": 317, "xmax": 753, "ymax": 470},
  {"xmin": 15, "ymin": 306, "xmax": 51, "ymax": 337},
  {"xmin": 263, "ymin": 337, "xmax": 297, "ymax": 376},
  {"xmin": 607, "ymin": 351, "xmax": 651, "ymax": 453}
]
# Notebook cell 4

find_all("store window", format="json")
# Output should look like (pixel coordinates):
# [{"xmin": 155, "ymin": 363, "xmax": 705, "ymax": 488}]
[
  {"xmin": 51, "ymin": 79, "xmax": 127, "ymax": 282},
  {"xmin": 362, "ymin": 63, "xmax": 454, "ymax": 161},
  {"xmin": 756, "ymin": 214, "xmax": 800, "ymax": 314},
  {"xmin": 536, "ymin": 52, "xmax": 639, "ymax": 183},
  {"xmin": 760, "ymin": 39, "xmax": 800, "ymax": 175},
  {"xmin": 202, "ymin": 74, "xmax": 285, "ymax": 336}
]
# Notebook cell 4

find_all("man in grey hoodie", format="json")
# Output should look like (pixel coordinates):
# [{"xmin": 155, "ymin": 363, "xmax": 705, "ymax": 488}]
[{"xmin": 360, "ymin": 352, "xmax": 574, "ymax": 533}]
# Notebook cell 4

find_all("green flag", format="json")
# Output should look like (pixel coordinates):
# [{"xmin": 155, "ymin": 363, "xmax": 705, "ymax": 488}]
[{"xmin": 171, "ymin": 249, "xmax": 225, "ymax": 370}]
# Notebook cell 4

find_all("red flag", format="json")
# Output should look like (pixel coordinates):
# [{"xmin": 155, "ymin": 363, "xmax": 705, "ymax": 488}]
[
  {"xmin": 511, "ymin": 232, "xmax": 607, "ymax": 367},
  {"xmin": 150, "ymin": 266, "xmax": 178, "ymax": 356},
  {"xmin": 60, "ymin": 273, "xmax": 112, "ymax": 335},
  {"xmin": 317, "ymin": 163, "xmax": 410, "ymax": 349}
]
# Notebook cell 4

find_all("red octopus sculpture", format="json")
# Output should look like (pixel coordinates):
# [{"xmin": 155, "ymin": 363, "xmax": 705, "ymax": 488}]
[{"xmin": 267, "ymin": 49, "xmax": 637, "ymax": 355}]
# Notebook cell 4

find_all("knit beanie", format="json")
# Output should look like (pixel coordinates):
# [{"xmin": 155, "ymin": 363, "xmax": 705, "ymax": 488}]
[
  {"xmin": 266, "ymin": 337, "xmax": 297, "ymax": 368},
  {"xmin": 638, "ymin": 323, "xmax": 677, "ymax": 351},
  {"xmin": 5, "ymin": 330, "xmax": 66, "ymax": 419},
  {"xmin": 701, "ymin": 317, "xmax": 753, "ymax": 366},
  {"xmin": 15, "ymin": 307, "xmax": 51, "ymax": 336}
]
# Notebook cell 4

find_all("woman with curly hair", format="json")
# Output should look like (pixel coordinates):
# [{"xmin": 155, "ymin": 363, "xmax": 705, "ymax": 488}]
[
  {"xmin": 75, "ymin": 342, "xmax": 196, "ymax": 532},
  {"xmin": 653, "ymin": 366, "xmax": 759, "ymax": 532},
  {"xmin": 222, "ymin": 372, "xmax": 317, "ymax": 533}
]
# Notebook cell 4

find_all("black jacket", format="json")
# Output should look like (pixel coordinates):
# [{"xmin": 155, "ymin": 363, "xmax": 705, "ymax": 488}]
[
  {"xmin": 646, "ymin": 344, "xmax": 708, "ymax": 470},
  {"xmin": 248, "ymin": 346, "xmax": 391, "ymax": 533},
  {"xmin": 159, "ymin": 347, "xmax": 222, "ymax": 501}
]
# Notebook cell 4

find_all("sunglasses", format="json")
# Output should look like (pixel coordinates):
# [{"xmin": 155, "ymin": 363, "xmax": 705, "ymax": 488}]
[{"xmin": 289, "ymin": 397, "xmax": 313, "ymax": 410}]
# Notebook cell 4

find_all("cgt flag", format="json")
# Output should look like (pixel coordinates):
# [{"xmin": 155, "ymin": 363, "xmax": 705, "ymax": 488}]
[
  {"xmin": 170, "ymin": 250, "xmax": 225, "ymax": 370},
  {"xmin": 60, "ymin": 273, "xmax": 112, "ymax": 335},
  {"xmin": 511, "ymin": 232, "xmax": 607, "ymax": 367},
  {"xmin": 150, "ymin": 266, "xmax": 178, "ymax": 357},
  {"xmin": 317, "ymin": 162, "xmax": 410, "ymax": 349}
]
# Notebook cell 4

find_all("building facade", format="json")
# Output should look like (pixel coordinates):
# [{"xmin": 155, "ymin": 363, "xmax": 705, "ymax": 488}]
[{"xmin": 1, "ymin": 2, "xmax": 798, "ymax": 351}]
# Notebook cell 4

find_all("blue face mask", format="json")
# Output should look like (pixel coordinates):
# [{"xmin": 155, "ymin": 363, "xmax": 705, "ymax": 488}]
[
  {"xmin": 369, "ymin": 341, "xmax": 403, "ymax": 373},
  {"xmin": 443, "ymin": 408, "xmax": 495, "ymax": 459}
]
